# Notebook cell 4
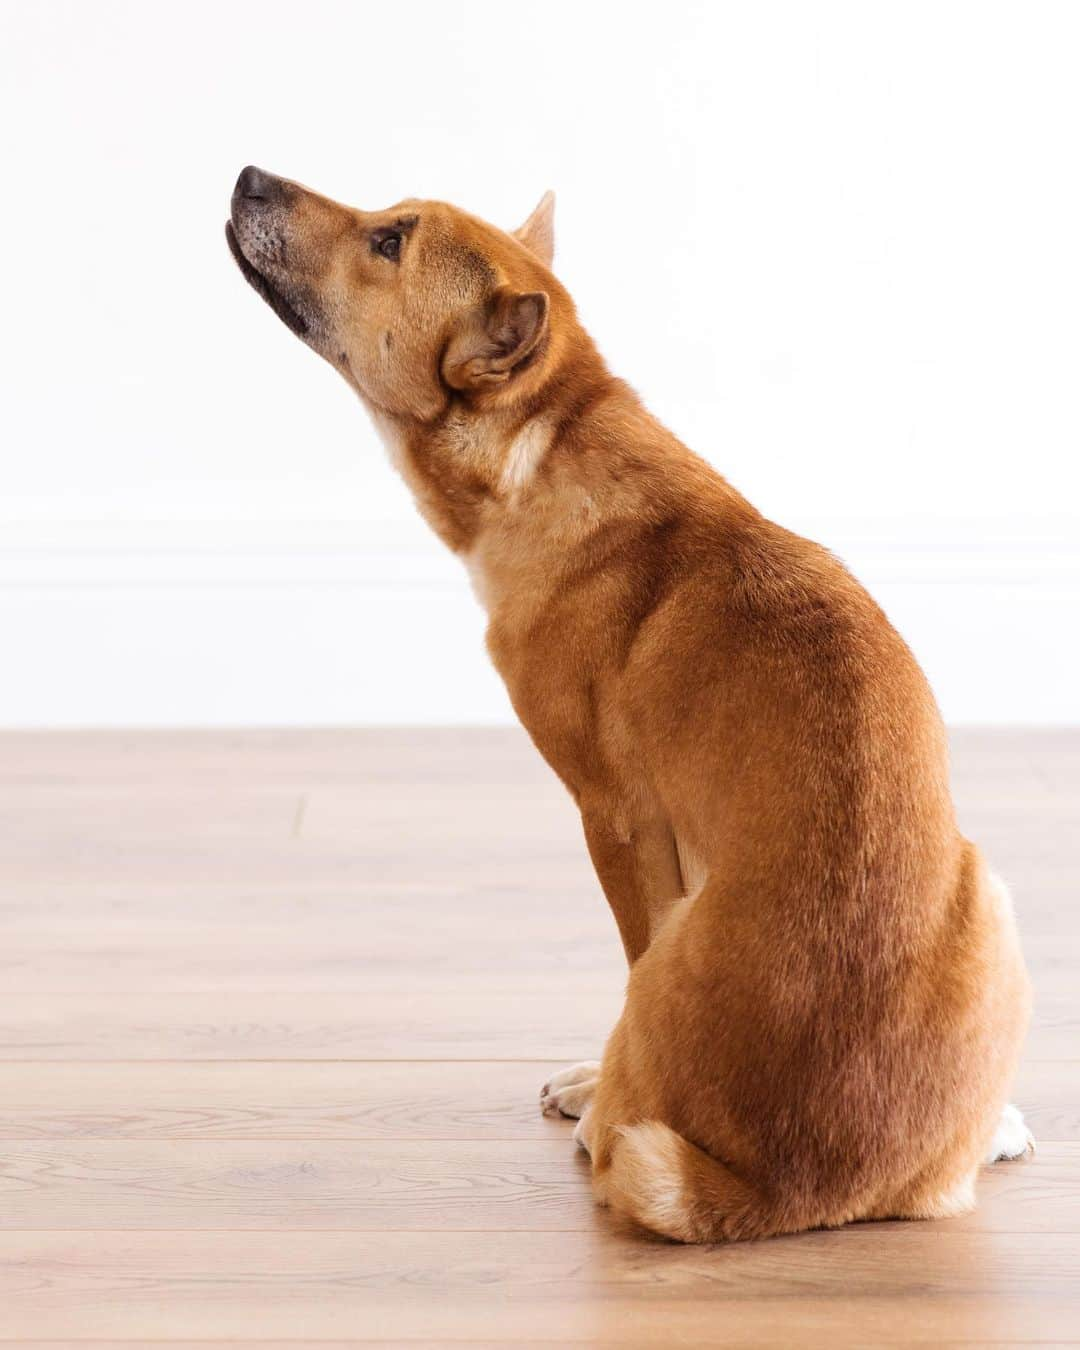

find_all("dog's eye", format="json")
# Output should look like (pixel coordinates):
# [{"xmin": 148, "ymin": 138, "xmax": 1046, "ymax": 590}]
[{"xmin": 374, "ymin": 231, "xmax": 402, "ymax": 262}]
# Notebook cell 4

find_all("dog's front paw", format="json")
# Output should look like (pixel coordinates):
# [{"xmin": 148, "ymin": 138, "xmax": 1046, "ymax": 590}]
[
  {"xmin": 540, "ymin": 1060, "xmax": 601, "ymax": 1118},
  {"xmin": 985, "ymin": 1102, "xmax": 1036, "ymax": 1163}
]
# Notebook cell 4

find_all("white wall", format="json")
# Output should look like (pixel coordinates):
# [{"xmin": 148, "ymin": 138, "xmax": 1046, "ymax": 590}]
[{"xmin": 1, "ymin": 0, "xmax": 1077, "ymax": 725}]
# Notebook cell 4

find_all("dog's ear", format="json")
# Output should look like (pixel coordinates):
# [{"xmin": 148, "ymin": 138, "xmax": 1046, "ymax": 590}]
[
  {"xmin": 442, "ymin": 288, "xmax": 549, "ymax": 391},
  {"xmin": 513, "ymin": 191, "xmax": 555, "ymax": 267}
]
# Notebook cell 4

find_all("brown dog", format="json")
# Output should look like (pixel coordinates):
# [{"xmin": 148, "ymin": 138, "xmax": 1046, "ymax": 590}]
[{"xmin": 227, "ymin": 167, "xmax": 1032, "ymax": 1242}]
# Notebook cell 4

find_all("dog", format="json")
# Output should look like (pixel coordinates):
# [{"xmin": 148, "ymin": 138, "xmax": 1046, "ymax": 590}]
[{"xmin": 227, "ymin": 167, "xmax": 1032, "ymax": 1242}]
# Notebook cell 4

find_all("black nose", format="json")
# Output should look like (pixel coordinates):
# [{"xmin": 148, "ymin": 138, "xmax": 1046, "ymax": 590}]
[{"xmin": 234, "ymin": 165, "xmax": 282, "ymax": 205}]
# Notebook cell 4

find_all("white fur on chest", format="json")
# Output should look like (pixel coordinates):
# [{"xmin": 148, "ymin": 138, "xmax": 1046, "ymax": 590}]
[
  {"xmin": 367, "ymin": 411, "xmax": 553, "ymax": 614},
  {"xmin": 499, "ymin": 416, "xmax": 553, "ymax": 495},
  {"xmin": 464, "ymin": 548, "xmax": 493, "ymax": 612},
  {"xmin": 465, "ymin": 417, "xmax": 554, "ymax": 613}
]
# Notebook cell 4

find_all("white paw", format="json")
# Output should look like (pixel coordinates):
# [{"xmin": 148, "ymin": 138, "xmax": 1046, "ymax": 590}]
[
  {"xmin": 985, "ymin": 1102, "xmax": 1035, "ymax": 1163},
  {"xmin": 540, "ymin": 1060, "xmax": 601, "ymax": 1118}
]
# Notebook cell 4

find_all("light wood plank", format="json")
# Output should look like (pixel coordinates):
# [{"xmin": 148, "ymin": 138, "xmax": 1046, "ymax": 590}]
[
  {"xmin": 0, "ymin": 1061, "xmax": 566, "ymax": 1140},
  {"xmin": 0, "ymin": 1344, "xmax": 795, "ymax": 1350},
  {"xmin": 2, "ymin": 1229, "xmax": 1078, "ymax": 1342},
  {"xmin": 0, "ymin": 948, "xmax": 1070, "ymax": 997},
  {"xmin": 0, "ymin": 922, "xmax": 624, "ymax": 992},
  {"xmin": 0, "ymin": 873, "xmax": 1074, "ymax": 929},
  {"xmin": 0, "ymin": 724, "xmax": 1074, "ymax": 778},
  {"xmin": 0, "ymin": 727, "xmax": 1076, "ymax": 1344},
  {"xmin": 7, "ymin": 1343, "xmax": 1078, "ymax": 1350},
  {"xmin": 0, "ymin": 1138, "xmax": 594, "ymax": 1231},
  {"xmin": 0, "ymin": 991, "xmax": 621, "ymax": 1059},
  {"xmin": 0, "ymin": 989, "xmax": 1073, "ymax": 1062},
  {"xmin": 2, "ymin": 726, "xmax": 1075, "ymax": 898},
  {"xmin": 0, "ymin": 1059, "xmax": 1075, "ymax": 1142},
  {"xmin": 0, "ymin": 1140, "xmax": 1067, "ymax": 1232},
  {"xmin": 0, "ymin": 865, "xmax": 1070, "ymax": 931},
  {"xmin": 0, "ymin": 948, "xmax": 1070, "ymax": 996}
]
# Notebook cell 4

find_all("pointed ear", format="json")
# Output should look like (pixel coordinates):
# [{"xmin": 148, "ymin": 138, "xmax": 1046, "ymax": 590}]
[
  {"xmin": 513, "ymin": 190, "xmax": 556, "ymax": 267},
  {"xmin": 442, "ymin": 288, "xmax": 550, "ymax": 391}
]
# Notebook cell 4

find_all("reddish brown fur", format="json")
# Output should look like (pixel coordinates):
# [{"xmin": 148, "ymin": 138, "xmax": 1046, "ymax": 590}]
[{"xmin": 228, "ymin": 169, "xmax": 1031, "ymax": 1241}]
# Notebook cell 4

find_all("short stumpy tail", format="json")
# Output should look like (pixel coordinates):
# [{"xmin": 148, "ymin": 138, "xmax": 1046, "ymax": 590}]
[{"xmin": 601, "ymin": 1121, "xmax": 773, "ymax": 1243}]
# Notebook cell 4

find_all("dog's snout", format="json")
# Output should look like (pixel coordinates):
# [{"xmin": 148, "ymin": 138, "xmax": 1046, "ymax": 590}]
[{"xmin": 234, "ymin": 165, "xmax": 282, "ymax": 205}]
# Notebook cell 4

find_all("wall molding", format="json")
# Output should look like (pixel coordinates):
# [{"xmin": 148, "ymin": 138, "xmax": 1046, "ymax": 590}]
[
  {"xmin": 2, "ymin": 517, "xmax": 1076, "ymax": 726},
  {"xmin": 2, "ymin": 517, "xmax": 1078, "ymax": 589}
]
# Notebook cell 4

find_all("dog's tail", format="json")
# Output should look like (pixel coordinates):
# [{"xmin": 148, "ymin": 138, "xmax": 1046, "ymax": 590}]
[{"xmin": 601, "ymin": 1121, "xmax": 775, "ymax": 1243}]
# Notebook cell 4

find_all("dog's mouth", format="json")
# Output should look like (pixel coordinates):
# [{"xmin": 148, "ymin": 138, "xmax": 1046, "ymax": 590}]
[{"xmin": 225, "ymin": 220, "xmax": 310, "ymax": 338}]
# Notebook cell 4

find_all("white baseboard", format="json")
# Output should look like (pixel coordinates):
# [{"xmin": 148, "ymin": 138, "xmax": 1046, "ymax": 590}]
[{"xmin": 2, "ymin": 518, "xmax": 1077, "ymax": 726}]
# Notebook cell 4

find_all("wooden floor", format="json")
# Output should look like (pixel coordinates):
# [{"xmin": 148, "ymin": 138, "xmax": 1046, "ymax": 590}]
[{"xmin": 0, "ymin": 728, "xmax": 1077, "ymax": 1347}]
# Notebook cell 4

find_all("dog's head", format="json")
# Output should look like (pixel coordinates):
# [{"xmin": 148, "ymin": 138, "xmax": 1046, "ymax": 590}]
[{"xmin": 226, "ymin": 167, "xmax": 561, "ymax": 422}]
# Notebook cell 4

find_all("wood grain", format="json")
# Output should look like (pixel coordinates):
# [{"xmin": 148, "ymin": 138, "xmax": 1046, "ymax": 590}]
[
  {"xmin": 0, "ymin": 990, "xmax": 622, "ymax": 1060},
  {"xmin": 2, "ymin": 1230, "xmax": 1079, "ymax": 1342},
  {"xmin": 0, "ymin": 727, "xmax": 1076, "ymax": 1344},
  {"xmin": 0, "ymin": 988, "xmax": 1073, "ymax": 1060},
  {"xmin": 0, "ymin": 1061, "xmax": 567, "ymax": 1140},
  {"xmin": 0, "ymin": 1140, "xmax": 1069, "ymax": 1233},
  {"xmin": 0, "ymin": 1059, "xmax": 1075, "ymax": 1142}
]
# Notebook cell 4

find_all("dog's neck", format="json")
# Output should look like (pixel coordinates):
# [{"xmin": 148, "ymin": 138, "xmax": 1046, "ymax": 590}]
[
  {"xmin": 364, "ymin": 335, "xmax": 744, "ymax": 617},
  {"xmin": 369, "ymin": 400, "xmax": 559, "ymax": 552},
  {"xmin": 362, "ymin": 326, "xmax": 597, "ymax": 542}
]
